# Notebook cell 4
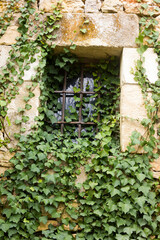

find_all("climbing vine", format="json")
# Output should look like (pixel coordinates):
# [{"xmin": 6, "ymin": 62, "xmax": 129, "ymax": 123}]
[{"xmin": 0, "ymin": 0, "xmax": 160, "ymax": 239}]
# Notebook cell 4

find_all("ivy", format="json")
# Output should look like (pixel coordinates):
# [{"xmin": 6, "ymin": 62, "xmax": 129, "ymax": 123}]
[{"xmin": 0, "ymin": 0, "xmax": 159, "ymax": 239}]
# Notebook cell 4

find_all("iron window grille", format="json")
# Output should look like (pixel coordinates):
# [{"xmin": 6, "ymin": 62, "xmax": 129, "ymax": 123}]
[{"xmin": 54, "ymin": 66, "xmax": 100, "ymax": 138}]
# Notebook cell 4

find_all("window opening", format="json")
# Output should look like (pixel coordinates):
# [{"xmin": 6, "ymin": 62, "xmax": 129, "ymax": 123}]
[{"xmin": 54, "ymin": 66, "xmax": 100, "ymax": 138}]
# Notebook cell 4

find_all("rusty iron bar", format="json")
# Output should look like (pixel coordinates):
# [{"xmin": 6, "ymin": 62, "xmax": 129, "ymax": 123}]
[
  {"xmin": 54, "ymin": 91, "xmax": 95, "ymax": 94},
  {"xmin": 61, "ymin": 71, "xmax": 67, "ymax": 134},
  {"xmin": 57, "ymin": 121, "xmax": 96, "ymax": 125},
  {"xmin": 96, "ymin": 80, "xmax": 101, "ymax": 133},
  {"xmin": 78, "ymin": 66, "xmax": 84, "ymax": 138}
]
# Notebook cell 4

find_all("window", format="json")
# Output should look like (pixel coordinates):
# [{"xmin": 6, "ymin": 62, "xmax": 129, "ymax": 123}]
[
  {"xmin": 54, "ymin": 66, "xmax": 100, "ymax": 138},
  {"xmin": 44, "ymin": 57, "xmax": 120, "ymax": 141}
]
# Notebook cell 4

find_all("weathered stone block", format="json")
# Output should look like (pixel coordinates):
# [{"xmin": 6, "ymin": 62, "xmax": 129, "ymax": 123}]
[
  {"xmin": 53, "ymin": 13, "xmax": 139, "ymax": 57},
  {"xmin": 39, "ymin": 0, "xmax": 84, "ymax": 13},
  {"xmin": 0, "ymin": 0, "xmax": 37, "ymax": 12},
  {"xmin": 0, "ymin": 14, "xmax": 20, "ymax": 45},
  {"xmin": 0, "ymin": 151, "xmax": 14, "ymax": 168},
  {"xmin": 37, "ymin": 220, "xmax": 59, "ymax": 232},
  {"xmin": 120, "ymin": 48, "xmax": 158, "ymax": 86},
  {"xmin": 120, "ymin": 84, "xmax": 148, "ymax": 152},
  {"xmin": 152, "ymin": 171, "xmax": 160, "ymax": 179},
  {"xmin": 0, "ymin": 166, "xmax": 10, "ymax": 176},
  {"xmin": 121, "ymin": 0, "xmax": 160, "ymax": 16},
  {"xmin": 101, "ymin": 0, "xmax": 123, "ymax": 13},
  {"xmin": 23, "ymin": 53, "xmax": 41, "ymax": 81},
  {"xmin": 4, "ymin": 82, "xmax": 40, "ymax": 146},
  {"xmin": 150, "ymin": 157, "xmax": 160, "ymax": 172},
  {"xmin": 121, "ymin": 84, "xmax": 147, "ymax": 120},
  {"xmin": 0, "ymin": 45, "xmax": 40, "ymax": 81},
  {"xmin": 0, "ymin": 45, "xmax": 11, "ymax": 69},
  {"xmin": 85, "ymin": 0, "xmax": 101, "ymax": 13},
  {"xmin": 0, "ymin": 26, "xmax": 20, "ymax": 46},
  {"xmin": 75, "ymin": 166, "xmax": 87, "ymax": 185},
  {"xmin": 156, "ymin": 16, "xmax": 160, "ymax": 42}
]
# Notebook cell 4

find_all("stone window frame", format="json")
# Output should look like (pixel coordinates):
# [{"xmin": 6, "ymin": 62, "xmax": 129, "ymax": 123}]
[{"xmin": 0, "ymin": 46, "xmax": 158, "ymax": 172}]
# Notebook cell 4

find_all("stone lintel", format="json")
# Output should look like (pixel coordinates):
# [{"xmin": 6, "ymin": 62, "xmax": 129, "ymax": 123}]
[{"xmin": 53, "ymin": 13, "xmax": 139, "ymax": 57}]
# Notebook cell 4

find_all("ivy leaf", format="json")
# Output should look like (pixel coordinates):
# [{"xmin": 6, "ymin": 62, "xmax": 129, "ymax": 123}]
[
  {"xmin": 1, "ymin": 223, "xmax": 11, "ymax": 233},
  {"xmin": 80, "ymin": 28, "xmax": 87, "ymax": 34},
  {"xmin": 118, "ymin": 202, "xmax": 132, "ymax": 214},
  {"xmin": 25, "ymin": 104, "xmax": 32, "ymax": 110},
  {"xmin": 139, "ymin": 185, "xmax": 150, "ymax": 196},
  {"xmin": 136, "ymin": 173, "xmax": 146, "ymax": 182},
  {"xmin": 38, "ymin": 153, "xmax": 46, "ymax": 161},
  {"xmin": 84, "ymin": 19, "xmax": 89, "ymax": 24},
  {"xmin": 3, "ymin": 208, "xmax": 12, "ymax": 218},
  {"xmin": 54, "ymin": 196, "xmax": 66, "ymax": 202},
  {"xmin": 104, "ymin": 224, "xmax": 116, "ymax": 234},
  {"xmin": 116, "ymin": 234, "xmax": 129, "ymax": 240},
  {"xmin": 70, "ymin": 44, "xmax": 76, "ymax": 50},
  {"xmin": 6, "ymin": 116, "xmax": 11, "ymax": 126},
  {"xmin": 89, "ymin": 181, "xmax": 98, "ymax": 189},
  {"xmin": 57, "ymin": 153, "xmax": 66, "ymax": 161},
  {"xmin": 93, "ymin": 209, "xmax": 103, "ymax": 217},
  {"xmin": 31, "ymin": 164, "xmax": 40, "ymax": 173},
  {"xmin": 0, "ymin": 100, "xmax": 7, "ymax": 106},
  {"xmin": 39, "ymin": 216, "xmax": 48, "ymax": 224},
  {"xmin": 43, "ymin": 174, "xmax": 56, "ymax": 184},
  {"xmin": 135, "ymin": 196, "xmax": 146, "ymax": 208},
  {"xmin": 137, "ymin": 45, "xmax": 148, "ymax": 55},
  {"xmin": 10, "ymin": 214, "xmax": 21, "ymax": 223}
]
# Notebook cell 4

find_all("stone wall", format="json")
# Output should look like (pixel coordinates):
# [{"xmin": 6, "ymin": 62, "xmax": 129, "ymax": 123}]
[
  {"xmin": 0, "ymin": 0, "xmax": 160, "ymax": 232},
  {"xmin": 0, "ymin": 0, "xmax": 159, "ymax": 178}
]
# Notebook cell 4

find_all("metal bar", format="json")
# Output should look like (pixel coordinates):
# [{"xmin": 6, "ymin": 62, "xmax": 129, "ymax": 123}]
[
  {"xmin": 54, "ymin": 91, "xmax": 95, "ymax": 94},
  {"xmin": 78, "ymin": 66, "xmax": 83, "ymax": 138},
  {"xmin": 96, "ymin": 80, "xmax": 101, "ymax": 133},
  {"xmin": 57, "ymin": 121, "xmax": 96, "ymax": 125},
  {"xmin": 61, "ymin": 71, "xmax": 67, "ymax": 134}
]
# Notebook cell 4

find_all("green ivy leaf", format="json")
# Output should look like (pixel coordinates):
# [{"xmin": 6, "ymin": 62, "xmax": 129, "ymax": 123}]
[{"xmin": 39, "ymin": 216, "xmax": 48, "ymax": 224}]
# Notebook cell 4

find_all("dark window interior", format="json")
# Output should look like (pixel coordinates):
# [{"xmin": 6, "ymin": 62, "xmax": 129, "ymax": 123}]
[{"xmin": 54, "ymin": 66, "xmax": 99, "ymax": 138}]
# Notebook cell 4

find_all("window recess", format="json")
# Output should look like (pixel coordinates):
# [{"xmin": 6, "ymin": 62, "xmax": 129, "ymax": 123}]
[{"xmin": 54, "ymin": 65, "xmax": 100, "ymax": 138}]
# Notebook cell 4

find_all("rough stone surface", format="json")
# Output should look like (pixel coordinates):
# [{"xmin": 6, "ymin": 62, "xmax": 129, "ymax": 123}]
[
  {"xmin": 53, "ymin": 13, "xmax": 139, "ymax": 57},
  {"xmin": 152, "ymin": 171, "xmax": 160, "ymax": 179},
  {"xmin": 120, "ymin": 0, "xmax": 160, "ymax": 16},
  {"xmin": 0, "ymin": 0, "xmax": 23, "ymax": 12},
  {"xmin": 85, "ymin": 0, "xmax": 101, "ymax": 13},
  {"xmin": 150, "ymin": 157, "xmax": 160, "ymax": 172},
  {"xmin": 75, "ymin": 166, "xmax": 87, "ymax": 192},
  {"xmin": 37, "ymin": 220, "xmax": 59, "ymax": 232},
  {"xmin": 0, "ymin": 0, "xmax": 37, "ymax": 12},
  {"xmin": 0, "ymin": 45, "xmax": 40, "ymax": 80},
  {"xmin": 0, "ymin": 166, "xmax": 10, "ymax": 176},
  {"xmin": 39, "ymin": 0, "xmax": 84, "ymax": 13},
  {"xmin": 120, "ymin": 84, "xmax": 148, "ymax": 152},
  {"xmin": 0, "ymin": 26, "xmax": 20, "ymax": 46},
  {"xmin": 156, "ymin": 16, "xmax": 160, "ymax": 42},
  {"xmin": 101, "ymin": 0, "xmax": 123, "ymax": 13},
  {"xmin": 0, "ymin": 14, "xmax": 20, "ymax": 45},
  {"xmin": 23, "ymin": 53, "xmax": 41, "ymax": 81},
  {"xmin": 120, "ymin": 48, "xmax": 158, "ymax": 86},
  {"xmin": 0, "ymin": 45, "xmax": 11, "ymax": 69},
  {"xmin": 0, "ymin": 151, "xmax": 14, "ymax": 168},
  {"xmin": 5, "ymin": 82, "xmax": 40, "ymax": 147}
]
